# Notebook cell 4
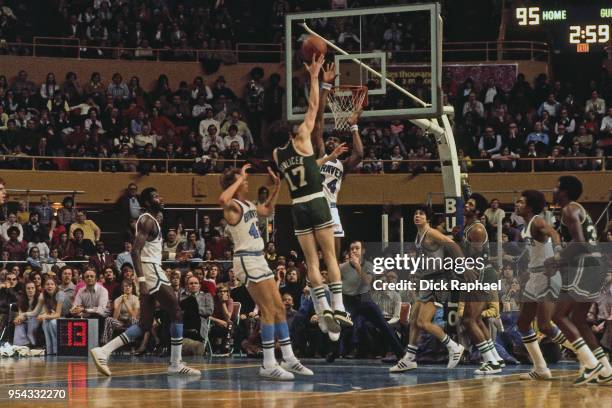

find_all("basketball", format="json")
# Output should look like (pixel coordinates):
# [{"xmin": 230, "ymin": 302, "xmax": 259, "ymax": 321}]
[{"xmin": 301, "ymin": 35, "xmax": 327, "ymax": 61}]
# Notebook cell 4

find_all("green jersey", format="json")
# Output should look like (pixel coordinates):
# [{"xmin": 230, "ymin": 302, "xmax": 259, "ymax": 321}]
[
  {"xmin": 558, "ymin": 202, "xmax": 598, "ymax": 245},
  {"xmin": 275, "ymin": 140, "xmax": 323, "ymax": 201}
]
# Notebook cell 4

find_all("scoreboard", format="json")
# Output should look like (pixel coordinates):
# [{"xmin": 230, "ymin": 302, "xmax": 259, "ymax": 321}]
[{"xmin": 514, "ymin": 4, "xmax": 612, "ymax": 53}]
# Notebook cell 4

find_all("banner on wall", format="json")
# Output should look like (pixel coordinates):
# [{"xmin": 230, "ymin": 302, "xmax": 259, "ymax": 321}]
[{"xmin": 387, "ymin": 63, "xmax": 518, "ymax": 92}]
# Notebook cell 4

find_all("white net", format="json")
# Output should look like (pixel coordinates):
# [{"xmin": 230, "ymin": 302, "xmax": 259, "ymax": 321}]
[{"xmin": 327, "ymin": 86, "xmax": 367, "ymax": 131}]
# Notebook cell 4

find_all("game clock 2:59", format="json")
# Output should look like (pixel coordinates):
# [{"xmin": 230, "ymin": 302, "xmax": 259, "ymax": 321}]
[{"xmin": 569, "ymin": 25, "xmax": 610, "ymax": 44}]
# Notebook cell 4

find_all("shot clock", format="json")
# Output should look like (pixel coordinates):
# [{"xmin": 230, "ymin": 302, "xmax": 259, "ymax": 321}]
[
  {"xmin": 514, "ymin": 4, "xmax": 612, "ymax": 53},
  {"xmin": 57, "ymin": 318, "xmax": 99, "ymax": 356}
]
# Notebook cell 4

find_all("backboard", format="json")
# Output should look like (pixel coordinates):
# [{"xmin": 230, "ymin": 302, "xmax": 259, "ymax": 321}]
[{"xmin": 285, "ymin": 2, "xmax": 443, "ymax": 122}]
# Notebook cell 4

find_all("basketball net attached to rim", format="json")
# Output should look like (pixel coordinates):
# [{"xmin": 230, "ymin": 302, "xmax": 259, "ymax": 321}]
[{"xmin": 328, "ymin": 85, "xmax": 368, "ymax": 131}]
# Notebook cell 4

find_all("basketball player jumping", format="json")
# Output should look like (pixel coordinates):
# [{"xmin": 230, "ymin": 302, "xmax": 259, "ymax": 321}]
[
  {"xmin": 312, "ymin": 62, "xmax": 364, "ymax": 258},
  {"xmin": 91, "ymin": 188, "xmax": 200, "ymax": 376},
  {"xmin": 515, "ymin": 190, "xmax": 573, "ymax": 380},
  {"xmin": 273, "ymin": 54, "xmax": 352, "ymax": 341},
  {"xmin": 391, "ymin": 205, "xmax": 465, "ymax": 372},
  {"xmin": 460, "ymin": 193, "xmax": 505, "ymax": 375},
  {"xmin": 549, "ymin": 176, "xmax": 612, "ymax": 385},
  {"xmin": 219, "ymin": 164, "xmax": 312, "ymax": 380}
]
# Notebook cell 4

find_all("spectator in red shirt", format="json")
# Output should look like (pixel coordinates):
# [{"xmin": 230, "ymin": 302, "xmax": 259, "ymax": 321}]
[{"xmin": 4, "ymin": 226, "xmax": 28, "ymax": 261}]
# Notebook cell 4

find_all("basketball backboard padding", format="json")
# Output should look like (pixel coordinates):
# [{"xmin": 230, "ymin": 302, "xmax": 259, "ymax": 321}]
[{"xmin": 334, "ymin": 52, "xmax": 386, "ymax": 95}]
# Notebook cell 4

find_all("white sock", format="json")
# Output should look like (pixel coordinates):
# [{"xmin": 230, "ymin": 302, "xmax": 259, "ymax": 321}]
[
  {"xmin": 312, "ymin": 285, "xmax": 331, "ymax": 312},
  {"xmin": 328, "ymin": 282, "xmax": 345, "ymax": 313},
  {"xmin": 279, "ymin": 338, "xmax": 296, "ymax": 361},
  {"xmin": 522, "ymin": 333, "xmax": 547, "ymax": 371},
  {"xmin": 403, "ymin": 344, "xmax": 418, "ymax": 361},
  {"xmin": 262, "ymin": 342, "xmax": 276, "ymax": 369},
  {"xmin": 572, "ymin": 338, "xmax": 598, "ymax": 369},
  {"xmin": 441, "ymin": 334, "xmax": 459, "ymax": 351},
  {"xmin": 476, "ymin": 341, "xmax": 496, "ymax": 363},
  {"xmin": 101, "ymin": 333, "xmax": 129, "ymax": 354},
  {"xmin": 488, "ymin": 339, "xmax": 502, "ymax": 361},
  {"xmin": 170, "ymin": 337, "xmax": 182, "ymax": 366},
  {"xmin": 593, "ymin": 346, "xmax": 612, "ymax": 375}
]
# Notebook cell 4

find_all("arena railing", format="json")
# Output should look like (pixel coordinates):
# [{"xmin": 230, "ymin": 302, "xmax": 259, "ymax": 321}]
[
  {"xmin": 0, "ymin": 155, "xmax": 608, "ymax": 174},
  {"xmin": 1, "ymin": 38, "xmax": 549, "ymax": 63}
]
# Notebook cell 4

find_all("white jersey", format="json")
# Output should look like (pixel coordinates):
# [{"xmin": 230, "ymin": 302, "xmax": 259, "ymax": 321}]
[
  {"xmin": 228, "ymin": 199, "xmax": 264, "ymax": 254},
  {"xmin": 137, "ymin": 213, "xmax": 163, "ymax": 265},
  {"xmin": 320, "ymin": 159, "xmax": 344, "ymax": 205},
  {"xmin": 521, "ymin": 214, "xmax": 553, "ymax": 269}
]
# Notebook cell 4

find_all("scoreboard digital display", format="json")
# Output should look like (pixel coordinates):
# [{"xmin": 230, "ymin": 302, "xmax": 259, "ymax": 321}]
[
  {"xmin": 57, "ymin": 318, "xmax": 99, "ymax": 357},
  {"xmin": 514, "ymin": 4, "xmax": 612, "ymax": 52}
]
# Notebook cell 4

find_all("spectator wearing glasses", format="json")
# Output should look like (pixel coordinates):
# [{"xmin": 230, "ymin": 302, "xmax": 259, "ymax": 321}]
[{"xmin": 179, "ymin": 276, "xmax": 214, "ymax": 342}]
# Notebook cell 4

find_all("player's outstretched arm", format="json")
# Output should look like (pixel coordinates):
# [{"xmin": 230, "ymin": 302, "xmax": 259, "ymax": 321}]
[
  {"xmin": 131, "ymin": 216, "xmax": 155, "ymax": 295},
  {"xmin": 219, "ymin": 164, "xmax": 250, "ymax": 225},
  {"xmin": 428, "ymin": 227, "xmax": 464, "ymax": 259},
  {"xmin": 257, "ymin": 167, "xmax": 281, "ymax": 217},
  {"xmin": 343, "ymin": 109, "xmax": 364, "ymax": 173},
  {"xmin": 312, "ymin": 63, "xmax": 336, "ymax": 159},
  {"xmin": 316, "ymin": 142, "xmax": 348, "ymax": 166},
  {"xmin": 297, "ymin": 54, "xmax": 325, "ymax": 144},
  {"xmin": 533, "ymin": 216, "xmax": 561, "ymax": 246}
]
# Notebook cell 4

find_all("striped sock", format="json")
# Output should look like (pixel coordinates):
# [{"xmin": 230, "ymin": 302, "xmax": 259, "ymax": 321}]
[
  {"xmin": 488, "ymin": 339, "xmax": 502, "ymax": 362},
  {"xmin": 592, "ymin": 346, "xmax": 612, "ymax": 374},
  {"xmin": 403, "ymin": 344, "xmax": 418, "ymax": 361},
  {"xmin": 312, "ymin": 285, "xmax": 331, "ymax": 312},
  {"xmin": 170, "ymin": 323, "xmax": 183, "ymax": 366},
  {"xmin": 476, "ymin": 340, "xmax": 496, "ymax": 363},
  {"xmin": 551, "ymin": 327, "xmax": 575, "ymax": 351},
  {"xmin": 261, "ymin": 323, "xmax": 276, "ymax": 369},
  {"xmin": 275, "ymin": 322, "xmax": 295, "ymax": 361},
  {"xmin": 572, "ymin": 338, "xmax": 598, "ymax": 369},
  {"xmin": 328, "ymin": 282, "xmax": 345, "ymax": 312},
  {"xmin": 521, "ymin": 329, "xmax": 547, "ymax": 370},
  {"xmin": 441, "ymin": 334, "xmax": 458, "ymax": 351},
  {"xmin": 101, "ymin": 332, "xmax": 131, "ymax": 354}
]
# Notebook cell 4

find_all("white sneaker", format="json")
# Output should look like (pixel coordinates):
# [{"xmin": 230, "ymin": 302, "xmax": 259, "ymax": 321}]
[
  {"xmin": 167, "ymin": 361, "xmax": 201, "ymax": 376},
  {"xmin": 322, "ymin": 310, "xmax": 340, "ymax": 335},
  {"xmin": 281, "ymin": 359, "xmax": 314, "ymax": 376},
  {"xmin": 447, "ymin": 344, "xmax": 464, "ymax": 369},
  {"xmin": 90, "ymin": 347, "xmax": 112, "ymax": 376},
  {"xmin": 389, "ymin": 356, "xmax": 417, "ymax": 373},
  {"xmin": 520, "ymin": 367, "xmax": 552, "ymax": 380},
  {"xmin": 259, "ymin": 364, "xmax": 295, "ymax": 381}
]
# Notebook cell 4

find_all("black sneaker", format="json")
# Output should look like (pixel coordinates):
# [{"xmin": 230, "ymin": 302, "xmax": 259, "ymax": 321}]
[{"xmin": 333, "ymin": 310, "xmax": 353, "ymax": 327}]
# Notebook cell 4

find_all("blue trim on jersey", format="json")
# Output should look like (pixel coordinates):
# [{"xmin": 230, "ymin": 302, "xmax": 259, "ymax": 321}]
[
  {"xmin": 329, "ymin": 202, "xmax": 337, "ymax": 208},
  {"xmin": 234, "ymin": 250, "xmax": 264, "ymax": 257}
]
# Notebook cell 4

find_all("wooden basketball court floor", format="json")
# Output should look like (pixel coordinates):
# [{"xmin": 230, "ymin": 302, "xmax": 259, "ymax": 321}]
[{"xmin": 1, "ymin": 357, "xmax": 611, "ymax": 407}]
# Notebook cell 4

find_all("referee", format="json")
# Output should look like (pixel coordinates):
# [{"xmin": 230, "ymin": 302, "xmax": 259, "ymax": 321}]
[{"xmin": 338, "ymin": 240, "xmax": 404, "ymax": 361}]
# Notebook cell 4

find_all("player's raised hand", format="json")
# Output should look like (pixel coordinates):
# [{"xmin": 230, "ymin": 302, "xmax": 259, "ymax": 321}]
[
  {"xmin": 240, "ymin": 163, "xmax": 252, "ymax": 180},
  {"xmin": 330, "ymin": 142, "xmax": 349, "ymax": 159},
  {"xmin": 266, "ymin": 166, "xmax": 280, "ymax": 186},
  {"xmin": 348, "ymin": 108, "xmax": 363, "ymax": 126},
  {"xmin": 304, "ymin": 53, "xmax": 325, "ymax": 78},
  {"xmin": 322, "ymin": 62, "xmax": 337, "ymax": 84}
]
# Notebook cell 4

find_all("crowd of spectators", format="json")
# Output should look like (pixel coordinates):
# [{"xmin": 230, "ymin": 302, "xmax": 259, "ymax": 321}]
[{"xmin": 0, "ymin": 66, "xmax": 611, "ymax": 175}]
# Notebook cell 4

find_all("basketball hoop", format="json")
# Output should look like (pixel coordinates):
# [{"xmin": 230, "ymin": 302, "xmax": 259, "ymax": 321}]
[{"xmin": 327, "ymin": 85, "xmax": 368, "ymax": 131}]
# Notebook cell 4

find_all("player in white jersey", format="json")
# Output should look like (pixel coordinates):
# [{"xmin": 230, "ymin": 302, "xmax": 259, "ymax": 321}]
[
  {"xmin": 515, "ymin": 190, "xmax": 572, "ymax": 380},
  {"xmin": 219, "ymin": 164, "xmax": 312, "ymax": 380},
  {"xmin": 91, "ymin": 187, "xmax": 199, "ymax": 377},
  {"xmin": 312, "ymin": 63, "xmax": 364, "ymax": 258}
]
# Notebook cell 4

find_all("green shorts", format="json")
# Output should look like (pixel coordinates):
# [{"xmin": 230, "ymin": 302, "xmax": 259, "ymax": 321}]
[
  {"xmin": 560, "ymin": 254, "xmax": 604, "ymax": 302},
  {"xmin": 291, "ymin": 196, "xmax": 334, "ymax": 236},
  {"xmin": 460, "ymin": 265, "xmax": 498, "ymax": 302}
]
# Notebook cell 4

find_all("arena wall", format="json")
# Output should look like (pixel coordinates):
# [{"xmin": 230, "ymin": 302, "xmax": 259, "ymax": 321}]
[{"xmin": 2, "ymin": 171, "xmax": 608, "ymax": 205}]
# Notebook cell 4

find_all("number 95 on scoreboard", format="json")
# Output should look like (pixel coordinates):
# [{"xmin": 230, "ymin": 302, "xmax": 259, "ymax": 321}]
[{"xmin": 514, "ymin": 4, "xmax": 612, "ymax": 53}]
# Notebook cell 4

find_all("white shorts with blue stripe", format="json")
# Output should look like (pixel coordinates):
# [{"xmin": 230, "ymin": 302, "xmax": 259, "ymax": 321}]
[{"xmin": 233, "ymin": 251, "xmax": 275, "ymax": 286}]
